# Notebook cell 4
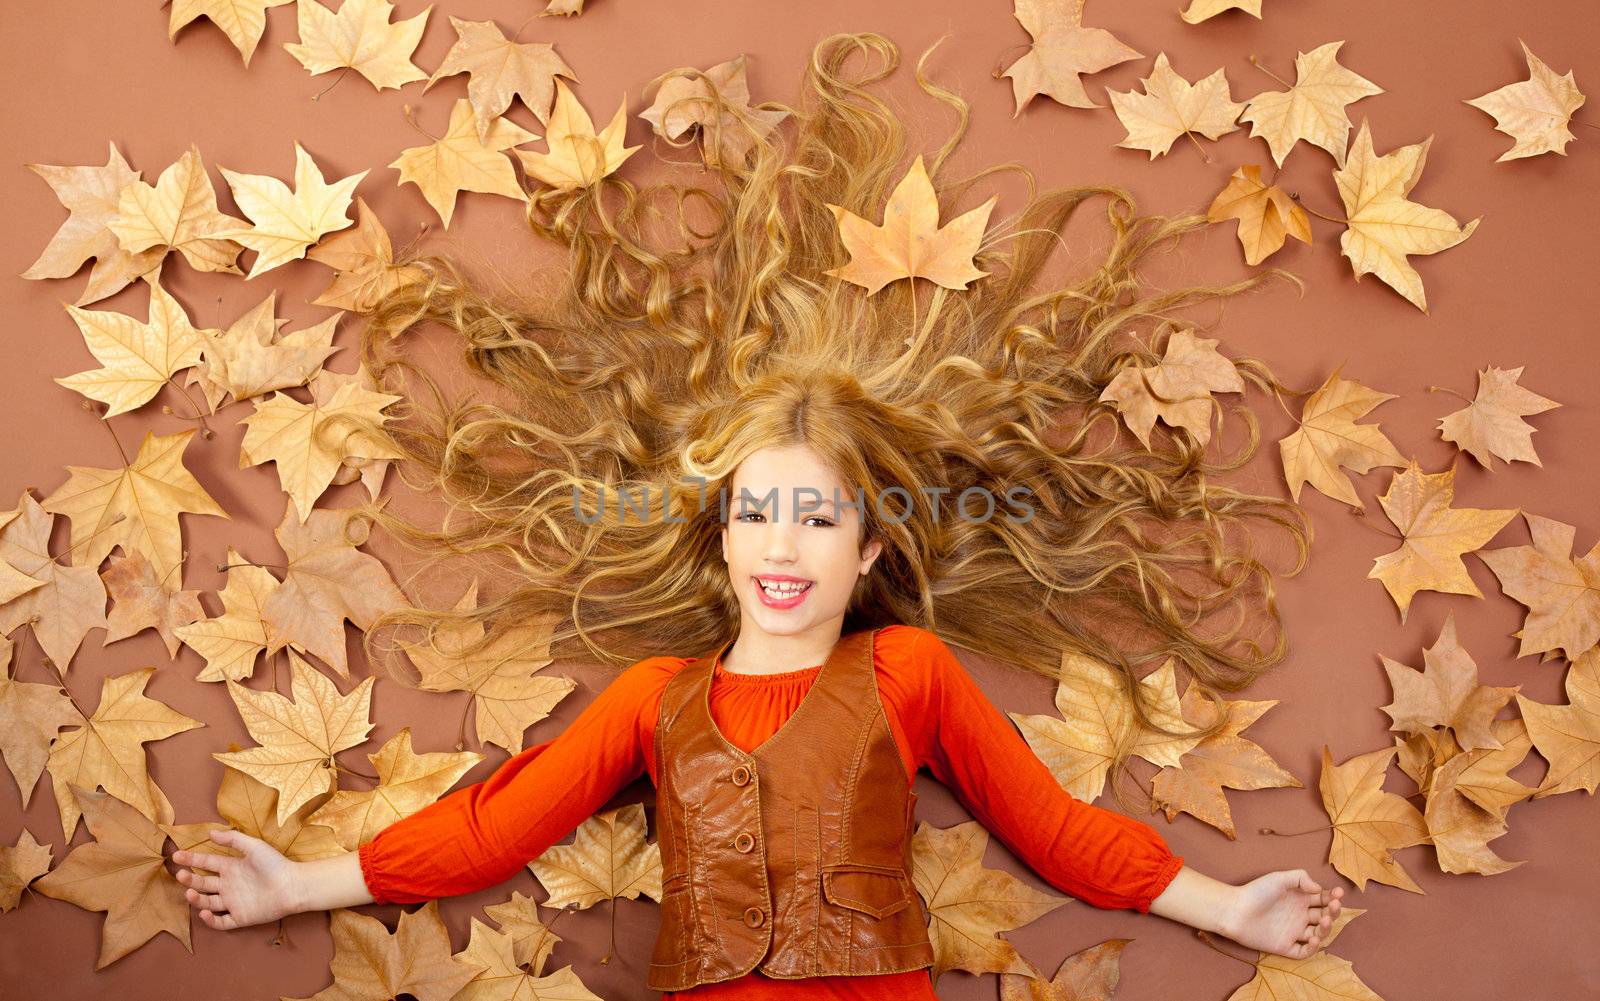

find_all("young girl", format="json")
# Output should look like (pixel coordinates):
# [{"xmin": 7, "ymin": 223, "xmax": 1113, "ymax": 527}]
[{"xmin": 172, "ymin": 31, "xmax": 1341, "ymax": 993}]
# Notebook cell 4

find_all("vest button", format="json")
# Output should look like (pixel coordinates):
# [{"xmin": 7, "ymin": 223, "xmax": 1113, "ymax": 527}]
[
  {"xmin": 734, "ymin": 831, "xmax": 754, "ymax": 852},
  {"xmin": 743, "ymin": 906, "xmax": 764, "ymax": 927},
  {"xmin": 731, "ymin": 765, "xmax": 751, "ymax": 785}
]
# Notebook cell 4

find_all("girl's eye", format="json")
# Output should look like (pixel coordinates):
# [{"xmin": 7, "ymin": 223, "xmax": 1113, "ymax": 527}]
[{"xmin": 734, "ymin": 512, "xmax": 833, "ymax": 527}]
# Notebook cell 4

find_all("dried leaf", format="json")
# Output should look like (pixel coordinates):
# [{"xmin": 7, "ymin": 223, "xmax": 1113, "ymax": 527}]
[
  {"xmin": 213, "ymin": 142, "xmax": 366, "ymax": 278},
  {"xmin": 305, "ymin": 728, "xmax": 481, "ymax": 851},
  {"xmin": 400, "ymin": 580, "xmax": 576, "ymax": 753},
  {"xmin": 527, "ymin": 802, "xmax": 662, "ymax": 910},
  {"xmin": 1477, "ymin": 513, "xmax": 1600, "ymax": 663},
  {"xmin": 21, "ymin": 141, "xmax": 166, "ymax": 306},
  {"xmin": 1180, "ymin": 0, "xmax": 1264, "ymax": 23},
  {"xmin": 1515, "ymin": 647, "xmax": 1600, "ymax": 797},
  {"xmin": 1317, "ymin": 746, "xmax": 1430, "ymax": 892},
  {"xmin": 1366, "ymin": 460, "xmax": 1518, "ymax": 623},
  {"xmin": 284, "ymin": 0, "xmax": 429, "ymax": 91},
  {"xmin": 186, "ymin": 292, "xmax": 342, "ymax": 410},
  {"xmin": 107, "ymin": 144, "xmax": 246, "ymax": 276},
  {"xmin": 1207, "ymin": 163, "xmax": 1313, "ymax": 265},
  {"xmin": 425, "ymin": 16, "xmax": 578, "ymax": 140},
  {"xmin": 0, "ymin": 634, "xmax": 83, "ymax": 811},
  {"xmin": 1150, "ymin": 685, "xmax": 1302, "ymax": 839},
  {"xmin": 33, "ymin": 786, "xmax": 192, "ymax": 969},
  {"xmin": 0, "ymin": 828, "xmax": 54, "ymax": 912},
  {"xmin": 1224, "ymin": 907, "xmax": 1382, "ymax": 1000},
  {"xmin": 514, "ymin": 79, "xmax": 639, "ymax": 192},
  {"xmin": 1240, "ymin": 41, "xmax": 1384, "ymax": 167},
  {"xmin": 390, "ymin": 98, "xmax": 538, "ymax": 227},
  {"xmin": 0, "ymin": 493, "xmax": 110, "ymax": 671},
  {"xmin": 639, "ymin": 54, "xmax": 789, "ymax": 167},
  {"xmin": 41, "ymin": 427, "xmax": 229, "ymax": 588},
  {"xmin": 175, "ymin": 545, "xmax": 281, "ymax": 683},
  {"xmin": 1002, "ymin": 0, "xmax": 1142, "ymax": 114},
  {"xmin": 100, "ymin": 548, "xmax": 206, "ymax": 658},
  {"xmin": 1333, "ymin": 120, "xmax": 1481, "ymax": 313},
  {"xmin": 910, "ymin": 819, "xmax": 1068, "ymax": 980},
  {"xmin": 998, "ymin": 940, "xmax": 1129, "ymax": 1000},
  {"xmin": 1107, "ymin": 52, "xmax": 1246, "ymax": 159},
  {"xmin": 824, "ymin": 155, "xmax": 996, "ymax": 295},
  {"xmin": 166, "ymin": 0, "xmax": 295, "ymax": 66},
  {"xmin": 212, "ymin": 648, "xmax": 375, "ymax": 826},
  {"xmin": 53, "ymin": 280, "xmax": 209, "ymax": 417},
  {"xmin": 1464, "ymin": 39, "xmax": 1586, "ymax": 162},
  {"xmin": 1098, "ymin": 328, "xmax": 1244, "ymax": 448},
  {"xmin": 307, "ymin": 196, "xmax": 428, "ymax": 314},
  {"xmin": 1277, "ymin": 368, "xmax": 1407, "ymax": 508},
  {"xmin": 161, "ymin": 756, "xmax": 345, "ymax": 867},
  {"xmin": 47, "ymin": 667, "xmax": 204, "ymax": 840},
  {"xmin": 282, "ymin": 900, "xmax": 484, "ymax": 1001},
  {"xmin": 1435, "ymin": 365, "xmax": 1561, "ymax": 469},
  {"xmin": 1379, "ymin": 610, "xmax": 1519, "ymax": 753}
]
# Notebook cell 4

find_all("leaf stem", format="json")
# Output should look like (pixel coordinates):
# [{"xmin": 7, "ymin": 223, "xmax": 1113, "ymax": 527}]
[
  {"xmin": 1426, "ymin": 385, "xmax": 1473, "ymax": 404},
  {"xmin": 1287, "ymin": 191, "xmax": 1348, "ymax": 225},
  {"xmin": 1246, "ymin": 54, "xmax": 1292, "ymax": 89},
  {"xmin": 310, "ymin": 66, "xmax": 352, "ymax": 103}
]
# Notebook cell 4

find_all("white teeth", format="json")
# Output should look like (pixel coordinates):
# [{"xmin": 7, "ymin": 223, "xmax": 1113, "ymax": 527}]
[{"xmin": 758, "ymin": 579, "xmax": 811, "ymax": 597}]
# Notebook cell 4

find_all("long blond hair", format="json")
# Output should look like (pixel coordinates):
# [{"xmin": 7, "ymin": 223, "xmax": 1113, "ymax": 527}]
[{"xmin": 347, "ymin": 32, "xmax": 1312, "ymax": 810}]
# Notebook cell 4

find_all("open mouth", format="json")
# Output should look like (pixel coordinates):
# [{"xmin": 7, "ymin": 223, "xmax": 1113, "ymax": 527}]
[{"xmin": 753, "ymin": 576, "xmax": 813, "ymax": 606}]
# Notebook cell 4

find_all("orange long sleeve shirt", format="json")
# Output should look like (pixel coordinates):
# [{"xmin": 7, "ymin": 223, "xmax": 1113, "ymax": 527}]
[{"xmin": 357, "ymin": 624, "xmax": 1184, "ymax": 998}]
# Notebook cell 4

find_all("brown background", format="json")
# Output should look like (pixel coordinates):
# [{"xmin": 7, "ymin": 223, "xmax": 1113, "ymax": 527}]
[{"xmin": 3, "ymin": 1, "xmax": 1598, "ymax": 999}]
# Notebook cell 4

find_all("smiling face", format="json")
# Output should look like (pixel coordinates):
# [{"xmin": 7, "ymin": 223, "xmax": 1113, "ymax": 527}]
[{"xmin": 720, "ymin": 444, "xmax": 883, "ymax": 645}]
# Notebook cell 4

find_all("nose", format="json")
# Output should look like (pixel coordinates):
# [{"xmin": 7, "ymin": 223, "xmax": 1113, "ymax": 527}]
[{"xmin": 760, "ymin": 517, "xmax": 800, "ymax": 564}]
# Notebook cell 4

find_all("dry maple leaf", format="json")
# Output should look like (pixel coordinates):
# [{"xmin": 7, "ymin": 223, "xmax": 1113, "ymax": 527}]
[
  {"xmin": 1379, "ymin": 610, "xmax": 1518, "ymax": 754},
  {"xmin": 910, "ymin": 819, "xmax": 1068, "ymax": 980},
  {"xmin": 1317, "ymin": 745, "xmax": 1430, "ymax": 892},
  {"xmin": 165, "ymin": 0, "xmax": 294, "ymax": 66},
  {"xmin": 400, "ymin": 580, "xmax": 576, "ymax": 753},
  {"xmin": 21, "ymin": 141, "xmax": 167, "ymax": 306},
  {"xmin": 100, "ymin": 548, "xmax": 205, "ymax": 658},
  {"xmin": 1435, "ymin": 365, "xmax": 1561, "ymax": 469},
  {"xmin": 1207, "ymin": 163, "xmax": 1312, "ymax": 265},
  {"xmin": 1224, "ymin": 906, "xmax": 1382, "ymax": 1001},
  {"xmin": 261, "ymin": 499, "xmax": 410, "ymax": 678},
  {"xmin": 454, "ymin": 917, "xmax": 604, "ymax": 1001},
  {"xmin": 305, "ymin": 728, "xmax": 482, "ymax": 850},
  {"xmin": 310, "ymin": 365, "xmax": 399, "ymax": 499},
  {"xmin": 175, "ymin": 546, "xmax": 281, "ymax": 683},
  {"xmin": 998, "ymin": 939, "xmax": 1129, "ymax": 1000},
  {"xmin": 106, "ymin": 144, "xmax": 246, "ymax": 276},
  {"xmin": 0, "ymin": 505, "xmax": 40, "ymax": 605},
  {"xmin": 1, "ymin": 828, "xmax": 54, "ymax": 912},
  {"xmin": 391, "ymin": 97, "xmax": 538, "ymax": 227},
  {"xmin": 238, "ymin": 378, "xmax": 404, "ymax": 522},
  {"xmin": 1464, "ymin": 39, "xmax": 1586, "ymax": 162},
  {"xmin": 0, "ymin": 493, "xmax": 109, "ymax": 671},
  {"xmin": 1277, "ymin": 367, "xmax": 1407, "ymax": 508},
  {"xmin": 425, "ymin": 16, "xmax": 578, "ymax": 141},
  {"xmin": 41, "ymin": 427, "xmax": 229, "ymax": 588},
  {"xmin": 212, "ymin": 648, "xmax": 375, "ymax": 827},
  {"xmin": 824, "ymin": 155, "xmax": 996, "ymax": 296},
  {"xmin": 527, "ymin": 802, "xmax": 663, "ymax": 910},
  {"xmin": 1097, "ymin": 327, "xmax": 1244, "ymax": 448},
  {"xmin": 1240, "ymin": 41, "xmax": 1384, "ymax": 168},
  {"xmin": 33, "ymin": 786, "xmax": 192, "ymax": 969},
  {"xmin": 1403, "ymin": 717, "xmax": 1535, "ymax": 820},
  {"xmin": 639, "ymin": 54, "xmax": 790, "ymax": 168},
  {"xmin": 47, "ymin": 666, "xmax": 204, "ymax": 840},
  {"xmin": 1180, "ymin": 0, "xmax": 1264, "ymax": 23},
  {"xmin": 482, "ymin": 889, "xmax": 563, "ymax": 970},
  {"xmin": 1107, "ymin": 52, "xmax": 1246, "ymax": 159},
  {"xmin": 284, "ymin": 900, "xmax": 485, "ymax": 1001},
  {"xmin": 0, "ymin": 634, "xmax": 83, "ymax": 811},
  {"xmin": 307, "ymin": 195, "xmax": 428, "ymax": 314},
  {"xmin": 1011, "ymin": 653, "xmax": 1201, "ymax": 803},
  {"xmin": 1366, "ymin": 459, "xmax": 1518, "ymax": 623},
  {"xmin": 1149, "ymin": 684, "xmax": 1301, "ymax": 839},
  {"xmin": 185, "ymin": 292, "xmax": 342, "ymax": 411},
  {"xmin": 1477, "ymin": 513, "xmax": 1600, "ymax": 664},
  {"xmin": 1419, "ymin": 717, "xmax": 1529, "ymax": 875},
  {"xmin": 161, "ymin": 751, "xmax": 344, "ymax": 867},
  {"xmin": 514, "ymin": 79, "xmax": 639, "ymax": 192},
  {"xmin": 283, "ymin": 0, "xmax": 430, "ymax": 91},
  {"xmin": 1515, "ymin": 647, "xmax": 1600, "ymax": 798},
  {"xmin": 213, "ymin": 142, "xmax": 366, "ymax": 278},
  {"xmin": 541, "ymin": 0, "xmax": 586, "ymax": 16},
  {"xmin": 1002, "ymin": 0, "xmax": 1142, "ymax": 114},
  {"xmin": 53, "ymin": 280, "xmax": 210, "ymax": 417},
  {"xmin": 1333, "ymin": 120, "xmax": 1482, "ymax": 313}
]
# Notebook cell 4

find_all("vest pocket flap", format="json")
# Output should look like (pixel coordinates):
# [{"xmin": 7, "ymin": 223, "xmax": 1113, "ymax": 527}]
[
  {"xmin": 661, "ymin": 871, "xmax": 691, "ymax": 895},
  {"xmin": 821, "ymin": 863, "xmax": 912, "ymax": 919}
]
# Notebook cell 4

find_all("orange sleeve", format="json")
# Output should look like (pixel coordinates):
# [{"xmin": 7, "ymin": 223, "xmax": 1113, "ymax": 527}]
[
  {"xmin": 356, "ymin": 656, "xmax": 676, "ymax": 905},
  {"xmin": 895, "ymin": 626, "xmax": 1184, "ymax": 913}
]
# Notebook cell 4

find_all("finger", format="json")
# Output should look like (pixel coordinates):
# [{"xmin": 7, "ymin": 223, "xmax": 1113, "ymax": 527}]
[
  {"xmin": 200, "ymin": 908, "xmax": 238, "ymax": 932},
  {"xmin": 180, "ymin": 870, "xmax": 223, "ymax": 895},
  {"xmin": 187, "ymin": 887, "xmax": 226, "ymax": 912},
  {"xmin": 1297, "ymin": 870, "xmax": 1319, "ymax": 893},
  {"xmin": 175, "ymin": 850, "xmax": 232, "ymax": 873}
]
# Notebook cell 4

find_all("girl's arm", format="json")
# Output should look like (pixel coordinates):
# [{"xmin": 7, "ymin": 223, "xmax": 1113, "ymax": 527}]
[
  {"xmin": 905, "ymin": 628, "xmax": 1341, "ymax": 959},
  {"xmin": 174, "ymin": 657, "xmax": 666, "ymax": 928}
]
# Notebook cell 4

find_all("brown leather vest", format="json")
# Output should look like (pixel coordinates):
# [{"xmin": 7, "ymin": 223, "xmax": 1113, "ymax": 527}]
[{"xmin": 647, "ymin": 626, "xmax": 936, "ymax": 990}]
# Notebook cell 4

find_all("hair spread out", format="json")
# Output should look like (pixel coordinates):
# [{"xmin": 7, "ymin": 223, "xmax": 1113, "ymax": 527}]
[{"xmin": 343, "ymin": 32, "xmax": 1313, "ymax": 809}]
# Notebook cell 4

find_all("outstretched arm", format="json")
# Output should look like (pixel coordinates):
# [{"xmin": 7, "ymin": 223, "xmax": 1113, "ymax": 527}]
[
  {"xmin": 908, "ymin": 629, "xmax": 1341, "ymax": 958},
  {"xmin": 173, "ymin": 657, "xmax": 664, "ymax": 929}
]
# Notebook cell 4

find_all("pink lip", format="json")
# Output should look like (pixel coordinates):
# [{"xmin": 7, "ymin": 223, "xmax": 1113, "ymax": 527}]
[{"xmin": 753, "ymin": 575, "xmax": 813, "ymax": 610}]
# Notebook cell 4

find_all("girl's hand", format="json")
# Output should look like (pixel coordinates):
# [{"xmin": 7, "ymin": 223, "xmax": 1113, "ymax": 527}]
[
  {"xmin": 171, "ymin": 828, "xmax": 304, "ymax": 931},
  {"xmin": 1224, "ymin": 869, "xmax": 1344, "ymax": 960}
]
